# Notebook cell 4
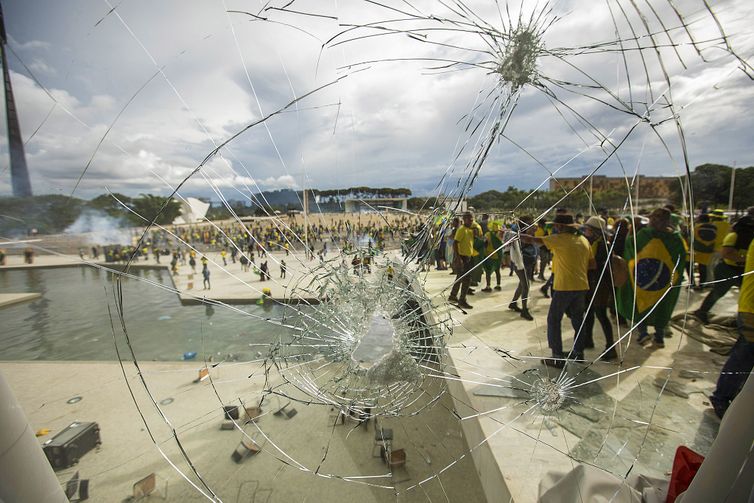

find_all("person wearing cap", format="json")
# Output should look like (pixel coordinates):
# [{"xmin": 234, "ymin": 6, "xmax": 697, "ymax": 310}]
[
  {"xmin": 694, "ymin": 213, "xmax": 754, "ymax": 323},
  {"xmin": 448, "ymin": 212, "xmax": 477, "ymax": 310},
  {"xmin": 522, "ymin": 213, "xmax": 592, "ymax": 367},
  {"xmin": 581, "ymin": 216, "xmax": 618, "ymax": 361},
  {"xmin": 617, "ymin": 207, "xmax": 686, "ymax": 348},
  {"xmin": 709, "ymin": 236, "xmax": 754, "ymax": 418}
]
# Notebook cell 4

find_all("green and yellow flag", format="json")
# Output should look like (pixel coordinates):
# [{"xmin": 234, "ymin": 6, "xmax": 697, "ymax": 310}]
[
  {"xmin": 617, "ymin": 228, "xmax": 686, "ymax": 327},
  {"xmin": 692, "ymin": 222, "xmax": 717, "ymax": 266}
]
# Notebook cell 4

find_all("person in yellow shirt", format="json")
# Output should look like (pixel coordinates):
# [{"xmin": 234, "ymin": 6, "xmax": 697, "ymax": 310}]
[
  {"xmin": 710, "ymin": 236, "xmax": 754, "ymax": 418},
  {"xmin": 522, "ymin": 213, "xmax": 593, "ymax": 367},
  {"xmin": 449, "ymin": 212, "xmax": 477, "ymax": 310},
  {"xmin": 694, "ymin": 214, "xmax": 754, "ymax": 323},
  {"xmin": 710, "ymin": 209, "xmax": 731, "ymax": 252},
  {"xmin": 692, "ymin": 213, "xmax": 716, "ymax": 288},
  {"xmin": 470, "ymin": 218, "xmax": 485, "ymax": 289}
]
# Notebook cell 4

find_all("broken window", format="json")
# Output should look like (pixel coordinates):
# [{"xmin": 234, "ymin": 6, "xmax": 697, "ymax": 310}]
[{"xmin": 1, "ymin": 0, "xmax": 752, "ymax": 500}]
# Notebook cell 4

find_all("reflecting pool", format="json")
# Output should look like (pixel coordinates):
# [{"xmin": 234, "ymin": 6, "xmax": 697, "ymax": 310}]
[{"xmin": 0, "ymin": 266, "xmax": 295, "ymax": 361}]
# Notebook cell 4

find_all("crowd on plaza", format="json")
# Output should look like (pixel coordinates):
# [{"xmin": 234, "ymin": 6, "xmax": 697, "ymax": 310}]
[
  {"xmin": 5, "ymin": 203, "xmax": 751, "ymax": 420},
  {"xmin": 81, "ymin": 214, "xmax": 423, "ymax": 287},
  {"xmin": 439, "ymin": 205, "xmax": 754, "ymax": 419}
]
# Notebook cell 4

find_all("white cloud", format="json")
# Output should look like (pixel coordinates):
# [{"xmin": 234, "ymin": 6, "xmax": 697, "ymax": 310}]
[
  {"xmin": 1, "ymin": 0, "xmax": 753, "ymax": 200},
  {"xmin": 258, "ymin": 175, "xmax": 298, "ymax": 190},
  {"xmin": 28, "ymin": 59, "xmax": 56, "ymax": 76},
  {"xmin": 8, "ymin": 35, "xmax": 50, "ymax": 51}
]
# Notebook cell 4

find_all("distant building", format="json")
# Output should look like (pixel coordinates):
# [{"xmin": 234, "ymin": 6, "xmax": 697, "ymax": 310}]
[
  {"xmin": 315, "ymin": 187, "xmax": 411, "ymax": 213},
  {"xmin": 442, "ymin": 198, "xmax": 468, "ymax": 214},
  {"xmin": 550, "ymin": 175, "xmax": 676, "ymax": 200},
  {"xmin": 344, "ymin": 197, "xmax": 408, "ymax": 213}
]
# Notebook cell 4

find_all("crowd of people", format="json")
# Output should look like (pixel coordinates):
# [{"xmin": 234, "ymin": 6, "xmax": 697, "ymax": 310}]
[{"xmin": 439, "ymin": 206, "xmax": 754, "ymax": 418}]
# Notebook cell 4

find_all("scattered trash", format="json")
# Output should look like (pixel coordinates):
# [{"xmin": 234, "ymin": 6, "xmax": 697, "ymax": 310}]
[
  {"xmin": 183, "ymin": 351, "xmax": 197, "ymax": 360},
  {"xmin": 231, "ymin": 437, "xmax": 261, "ymax": 463},
  {"xmin": 224, "ymin": 405, "xmax": 240, "ymax": 420},
  {"xmin": 64, "ymin": 471, "xmax": 89, "ymax": 501},
  {"xmin": 159, "ymin": 397, "xmax": 174, "ymax": 406},
  {"xmin": 35, "ymin": 428, "xmax": 51, "ymax": 437},
  {"xmin": 67, "ymin": 396, "xmax": 82, "ymax": 404},
  {"xmin": 193, "ymin": 368, "xmax": 209, "ymax": 383},
  {"xmin": 158, "ymin": 315, "xmax": 171, "ymax": 321}
]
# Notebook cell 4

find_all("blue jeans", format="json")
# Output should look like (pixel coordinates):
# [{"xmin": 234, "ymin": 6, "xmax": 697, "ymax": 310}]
[
  {"xmin": 711, "ymin": 314, "xmax": 754, "ymax": 416},
  {"xmin": 547, "ymin": 290, "xmax": 587, "ymax": 356}
]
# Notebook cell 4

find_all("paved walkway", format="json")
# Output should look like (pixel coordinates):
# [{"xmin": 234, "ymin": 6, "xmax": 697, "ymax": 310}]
[{"xmin": 422, "ymin": 267, "xmax": 733, "ymax": 502}]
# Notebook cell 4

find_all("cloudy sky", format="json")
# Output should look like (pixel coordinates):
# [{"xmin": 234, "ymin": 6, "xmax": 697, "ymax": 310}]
[{"xmin": 2, "ymin": 0, "xmax": 753, "ymax": 201}]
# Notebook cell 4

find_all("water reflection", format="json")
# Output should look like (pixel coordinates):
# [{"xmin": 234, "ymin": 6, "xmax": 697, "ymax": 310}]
[{"xmin": 24, "ymin": 269, "xmax": 50, "ymax": 359}]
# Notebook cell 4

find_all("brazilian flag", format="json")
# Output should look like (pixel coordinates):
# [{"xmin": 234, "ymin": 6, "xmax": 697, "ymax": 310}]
[
  {"xmin": 692, "ymin": 222, "xmax": 717, "ymax": 265},
  {"xmin": 617, "ymin": 228, "xmax": 686, "ymax": 328}
]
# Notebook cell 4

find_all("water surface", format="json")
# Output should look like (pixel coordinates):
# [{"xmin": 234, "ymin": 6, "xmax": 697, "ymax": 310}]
[{"xmin": 0, "ymin": 266, "xmax": 296, "ymax": 361}]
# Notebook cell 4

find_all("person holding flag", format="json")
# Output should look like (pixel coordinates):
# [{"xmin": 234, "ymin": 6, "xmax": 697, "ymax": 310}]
[
  {"xmin": 617, "ymin": 207, "xmax": 686, "ymax": 348},
  {"xmin": 693, "ymin": 214, "xmax": 754, "ymax": 323}
]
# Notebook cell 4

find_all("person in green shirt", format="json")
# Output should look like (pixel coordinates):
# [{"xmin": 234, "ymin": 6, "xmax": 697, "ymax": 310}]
[{"xmin": 482, "ymin": 221, "xmax": 503, "ymax": 292}]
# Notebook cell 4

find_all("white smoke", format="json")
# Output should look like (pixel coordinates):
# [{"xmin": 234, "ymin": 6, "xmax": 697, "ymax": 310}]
[{"xmin": 64, "ymin": 210, "xmax": 133, "ymax": 245}]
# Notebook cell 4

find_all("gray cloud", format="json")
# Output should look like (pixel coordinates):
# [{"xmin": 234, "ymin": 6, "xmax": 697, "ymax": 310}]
[{"xmin": 1, "ymin": 0, "xmax": 752, "ymax": 201}]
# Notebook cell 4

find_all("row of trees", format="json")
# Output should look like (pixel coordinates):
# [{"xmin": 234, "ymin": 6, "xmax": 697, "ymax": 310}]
[
  {"xmin": 89, "ymin": 193, "xmax": 181, "ymax": 224},
  {"xmin": 1, "ymin": 164, "xmax": 746, "ymax": 235},
  {"xmin": 0, "ymin": 193, "xmax": 182, "ymax": 236},
  {"xmin": 675, "ymin": 163, "xmax": 754, "ymax": 209},
  {"xmin": 464, "ymin": 164, "xmax": 752, "ymax": 213}
]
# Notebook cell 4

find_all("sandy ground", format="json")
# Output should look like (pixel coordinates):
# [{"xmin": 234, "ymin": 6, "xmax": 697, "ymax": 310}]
[{"xmin": 1, "ymin": 359, "xmax": 486, "ymax": 502}]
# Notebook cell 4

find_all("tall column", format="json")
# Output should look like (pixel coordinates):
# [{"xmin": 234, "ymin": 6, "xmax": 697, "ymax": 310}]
[{"xmin": 1, "ymin": 4, "xmax": 33, "ymax": 197}]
